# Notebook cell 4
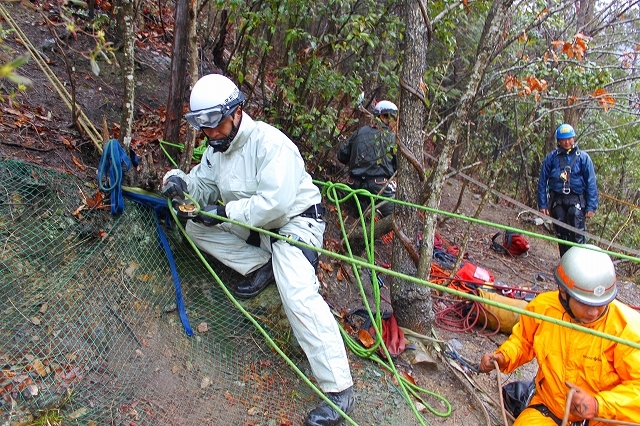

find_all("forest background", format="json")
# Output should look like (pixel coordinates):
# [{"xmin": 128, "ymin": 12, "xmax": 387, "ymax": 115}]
[{"xmin": 2, "ymin": 0, "xmax": 640, "ymax": 331}]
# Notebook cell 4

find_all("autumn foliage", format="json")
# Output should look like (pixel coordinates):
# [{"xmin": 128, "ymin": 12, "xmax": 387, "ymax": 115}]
[{"xmin": 504, "ymin": 33, "xmax": 615, "ymax": 111}]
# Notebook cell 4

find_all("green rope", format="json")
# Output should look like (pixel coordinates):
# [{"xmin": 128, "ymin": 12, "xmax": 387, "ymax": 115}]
[
  {"xmin": 174, "ymin": 195, "xmax": 451, "ymax": 424},
  {"xmin": 173, "ymin": 180, "xmax": 640, "ymax": 423},
  {"xmin": 327, "ymin": 183, "xmax": 450, "ymax": 422},
  {"xmin": 154, "ymin": 178, "xmax": 640, "ymax": 424},
  {"xmin": 159, "ymin": 139, "xmax": 208, "ymax": 167},
  {"xmin": 169, "ymin": 195, "xmax": 360, "ymax": 425},
  {"xmin": 318, "ymin": 180, "xmax": 640, "ymax": 263}
]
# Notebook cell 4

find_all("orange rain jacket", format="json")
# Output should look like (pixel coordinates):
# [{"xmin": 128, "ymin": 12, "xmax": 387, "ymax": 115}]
[{"xmin": 497, "ymin": 291, "xmax": 640, "ymax": 424}]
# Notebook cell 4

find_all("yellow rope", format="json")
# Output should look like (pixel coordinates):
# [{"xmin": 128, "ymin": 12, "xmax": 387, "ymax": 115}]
[
  {"xmin": 600, "ymin": 192, "xmax": 640, "ymax": 211},
  {"xmin": 0, "ymin": 2, "xmax": 103, "ymax": 152}
]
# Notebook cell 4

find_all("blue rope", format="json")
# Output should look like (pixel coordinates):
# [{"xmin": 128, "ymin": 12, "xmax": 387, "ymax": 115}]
[
  {"xmin": 97, "ymin": 139, "xmax": 134, "ymax": 215},
  {"xmin": 124, "ymin": 190, "xmax": 194, "ymax": 337},
  {"xmin": 96, "ymin": 141, "xmax": 193, "ymax": 336}
]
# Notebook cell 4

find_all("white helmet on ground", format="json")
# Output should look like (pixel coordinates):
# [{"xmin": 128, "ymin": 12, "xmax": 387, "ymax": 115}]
[
  {"xmin": 554, "ymin": 245, "xmax": 617, "ymax": 306},
  {"xmin": 185, "ymin": 74, "xmax": 245, "ymax": 130},
  {"xmin": 373, "ymin": 100, "xmax": 398, "ymax": 117}
]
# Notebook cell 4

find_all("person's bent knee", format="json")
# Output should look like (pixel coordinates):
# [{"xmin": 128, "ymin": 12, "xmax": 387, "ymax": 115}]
[{"xmin": 513, "ymin": 407, "xmax": 560, "ymax": 426}]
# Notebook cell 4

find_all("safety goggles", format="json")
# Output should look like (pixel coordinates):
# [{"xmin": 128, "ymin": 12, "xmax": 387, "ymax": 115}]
[{"xmin": 185, "ymin": 105, "xmax": 235, "ymax": 130}]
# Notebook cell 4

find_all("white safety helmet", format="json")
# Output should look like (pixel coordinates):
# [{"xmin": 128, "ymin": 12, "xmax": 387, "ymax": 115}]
[
  {"xmin": 373, "ymin": 100, "xmax": 398, "ymax": 117},
  {"xmin": 185, "ymin": 74, "xmax": 245, "ymax": 130},
  {"xmin": 554, "ymin": 245, "xmax": 617, "ymax": 306}
]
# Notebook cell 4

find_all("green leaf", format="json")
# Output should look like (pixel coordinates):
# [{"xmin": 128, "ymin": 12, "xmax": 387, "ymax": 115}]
[
  {"xmin": 10, "ymin": 54, "xmax": 31, "ymax": 68},
  {"xmin": 90, "ymin": 58, "xmax": 100, "ymax": 76},
  {"xmin": 7, "ymin": 74, "xmax": 33, "ymax": 87}
]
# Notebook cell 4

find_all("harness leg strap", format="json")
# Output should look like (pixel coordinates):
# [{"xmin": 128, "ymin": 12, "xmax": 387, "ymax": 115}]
[{"xmin": 283, "ymin": 234, "xmax": 319, "ymax": 268}]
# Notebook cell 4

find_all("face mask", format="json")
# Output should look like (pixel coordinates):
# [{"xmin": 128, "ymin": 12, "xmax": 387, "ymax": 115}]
[{"xmin": 206, "ymin": 113, "xmax": 242, "ymax": 153}]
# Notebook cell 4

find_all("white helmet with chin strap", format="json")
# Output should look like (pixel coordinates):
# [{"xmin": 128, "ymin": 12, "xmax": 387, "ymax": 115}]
[
  {"xmin": 555, "ymin": 245, "xmax": 617, "ymax": 307},
  {"xmin": 373, "ymin": 100, "xmax": 398, "ymax": 117},
  {"xmin": 185, "ymin": 74, "xmax": 246, "ymax": 152}
]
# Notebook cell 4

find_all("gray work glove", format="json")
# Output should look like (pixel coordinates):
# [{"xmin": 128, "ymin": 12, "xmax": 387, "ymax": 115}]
[
  {"xmin": 162, "ymin": 176, "xmax": 188, "ymax": 199},
  {"xmin": 197, "ymin": 205, "xmax": 227, "ymax": 226}
]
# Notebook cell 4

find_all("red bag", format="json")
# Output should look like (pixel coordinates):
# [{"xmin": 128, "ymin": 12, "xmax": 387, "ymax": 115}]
[
  {"xmin": 491, "ymin": 231, "xmax": 530, "ymax": 257},
  {"xmin": 456, "ymin": 261, "xmax": 495, "ymax": 286},
  {"xmin": 369, "ymin": 313, "xmax": 406, "ymax": 356}
]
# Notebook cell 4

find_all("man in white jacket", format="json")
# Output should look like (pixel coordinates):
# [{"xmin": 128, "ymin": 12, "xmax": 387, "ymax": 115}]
[{"xmin": 162, "ymin": 74, "xmax": 354, "ymax": 425}]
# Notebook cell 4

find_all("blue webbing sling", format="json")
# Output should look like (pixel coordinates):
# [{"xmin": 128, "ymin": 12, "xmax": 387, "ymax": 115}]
[{"xmin": 97, "ymin": 139, "xmax": 193, "ymax": 336}]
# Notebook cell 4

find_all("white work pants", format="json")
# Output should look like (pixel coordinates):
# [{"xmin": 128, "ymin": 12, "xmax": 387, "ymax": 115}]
[{"xmin": 186, "ymin": 217, "xmax": 353, "ymax": 393}]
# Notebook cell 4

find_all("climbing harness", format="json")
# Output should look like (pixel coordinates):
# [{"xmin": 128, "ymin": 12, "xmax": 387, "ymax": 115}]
[
  {"xmin": 558, "ymin": 150, "xmax": 580, "ymax": 195},
  {"xmin": 282, "ymin": 233, "xmax": 319, "ymax": 267}
]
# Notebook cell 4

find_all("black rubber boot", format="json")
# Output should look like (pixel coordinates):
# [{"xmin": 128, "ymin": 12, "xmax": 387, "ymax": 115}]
[
  {"xmin": 233, "ymin": 259, "xmax": 275, "ymax": 299},
  {"xmin": 304, "ymin": 386, "xmax": 355, "ymax": 426}
]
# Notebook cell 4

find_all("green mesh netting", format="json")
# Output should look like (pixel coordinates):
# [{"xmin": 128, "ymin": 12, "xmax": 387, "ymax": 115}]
[{"xmin": 0, "ymin": 159, "xmax": 427, "ymax": 425}]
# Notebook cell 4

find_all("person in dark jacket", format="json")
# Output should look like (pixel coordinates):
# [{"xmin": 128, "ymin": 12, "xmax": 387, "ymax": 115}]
[
  {"xmin": 338, "ymin": 100, "xmax": 398, "ymax": 217},
  {"xmin": 537, "ymin": 123, "xmax": 598, "ymax": 257}
]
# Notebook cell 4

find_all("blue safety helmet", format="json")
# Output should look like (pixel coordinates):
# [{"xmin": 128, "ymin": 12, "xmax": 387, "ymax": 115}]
[{"xmin": 555, "ymin": 124, "xmax": 576, "ymax": 140}]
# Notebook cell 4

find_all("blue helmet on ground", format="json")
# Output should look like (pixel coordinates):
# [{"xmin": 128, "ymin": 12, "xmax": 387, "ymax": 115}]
[{"xmin": 556, "ymin": 124, "xmax": 576, "ymax": 140}]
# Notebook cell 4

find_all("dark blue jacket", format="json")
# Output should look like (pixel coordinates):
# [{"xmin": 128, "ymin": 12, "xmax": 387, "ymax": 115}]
[{"xmin": 537, "ymin": 147, "xmax": 598, "ymax": 212}]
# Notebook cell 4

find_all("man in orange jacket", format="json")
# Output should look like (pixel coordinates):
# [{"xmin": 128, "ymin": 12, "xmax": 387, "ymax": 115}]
[{"xmin": 479, "ymin": 245, "xmax": 640, "ymax": 425}]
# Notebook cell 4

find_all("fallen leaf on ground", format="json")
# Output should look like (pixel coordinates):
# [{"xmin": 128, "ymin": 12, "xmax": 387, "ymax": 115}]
[
  {"xmin": 72, "ymin": 155, "xmax": 86, "ymax": 171},
  {"xmin": 67, "ymin": 407, "xmax": 88, "ymax": 420},
  {"xmin": 247, "ymin": 406, "xmax": 261, "ymax": 415},
  {"xmin": 27, "ymin": 359, "xmax": 47, "ymax": 377},
  {"xmin": 318, "ymin": 260, "xmax": 333, "ymax": 272},
  {"xmin": 358, "ymin": 330, "xmax": 375, "ymax": 348},
  {"xmin": 201, "ymin": 377, "xmax": 211, "ymax": 389},
  {"xmin": 72, "ymin": 204, "xmax": 86, "ymax": 217}
]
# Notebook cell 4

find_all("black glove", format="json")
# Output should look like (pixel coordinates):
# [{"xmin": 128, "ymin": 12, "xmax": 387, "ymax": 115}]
[
  {"xmin": 197, "ymin": 205, "xmax": 226, "ymax": 226},
  {"xmin": 162, "ymin": 176, "xmax": 188, "ymax": 199}
]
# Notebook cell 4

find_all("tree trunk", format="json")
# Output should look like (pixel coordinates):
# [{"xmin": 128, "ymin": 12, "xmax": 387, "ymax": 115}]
[
  {"xmin": 419, "ymin": 0, "xmax": 514, "ymax": 274},
  {"xmin": 164, "ymin": 0, "xmax": 190, "ymax": 165},
  {"xmin": 179, "ymin": 0, "xmax": 200, "ymax": 173},
  {"xmin": 390, "ymin": 0, "xmax": 431, "ymax": 333},
  {"xmin": 118, "ymin": 0, "xmax": 135, "ymax": 152},
  {"xmin": 392, "ymin": 0, "xmax": 515, "ymax": 334},
  {"xmin": 116, "ymin": 0, "xmax": 139, "ymax": 187}
]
